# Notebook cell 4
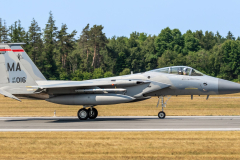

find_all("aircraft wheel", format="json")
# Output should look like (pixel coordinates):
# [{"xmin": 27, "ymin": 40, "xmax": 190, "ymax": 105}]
[
  {"xmin": 158, "ymin": 111, "xmax": 166, "ymax": 119},
  {"xmin": 88, "ymin": 108, "xmax": 98, "ymax": 119},
  {"xmin": 77, "ymin": 108, "xmax": 89, "ymax": 120}
]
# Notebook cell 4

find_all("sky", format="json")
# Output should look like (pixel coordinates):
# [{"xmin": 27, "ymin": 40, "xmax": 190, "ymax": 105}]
[{"xmin": 1, "ymin": 0, "xmax": 240, "ymax": 38}]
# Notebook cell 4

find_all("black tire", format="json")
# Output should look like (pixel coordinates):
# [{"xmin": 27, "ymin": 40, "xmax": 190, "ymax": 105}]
[
  {"xmin": 158, "ymin": 111, "xmax": 166, "ymax": 119},
  {"xmin": 88, "ymin": 108, "xmax": 98, "ymax": 119},
  {"xmin": 77, "ymin": 108, "xmax": 89, "ymax": 120}
]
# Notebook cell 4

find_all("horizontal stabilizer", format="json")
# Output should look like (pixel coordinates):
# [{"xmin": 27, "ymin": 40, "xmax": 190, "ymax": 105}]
[{"xmin": 0, "ymin": 88, "xmax": 21, "ymax": 102}]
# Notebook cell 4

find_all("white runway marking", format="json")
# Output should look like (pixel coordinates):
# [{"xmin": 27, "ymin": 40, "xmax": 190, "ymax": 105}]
[{"xmin": 0, "ymin": 128, "xmax": 240, "ymax": 132}]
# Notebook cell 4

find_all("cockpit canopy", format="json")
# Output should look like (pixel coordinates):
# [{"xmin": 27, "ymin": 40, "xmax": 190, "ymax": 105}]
[{"xmin": 150, "ymin": 66, "xmax": 204, "ymax": 76}]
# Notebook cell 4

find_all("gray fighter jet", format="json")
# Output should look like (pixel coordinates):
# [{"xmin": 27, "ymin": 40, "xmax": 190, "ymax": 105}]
[{"xmin": 1, "ymin": 43, "xmax": 240, "ymax": 120}]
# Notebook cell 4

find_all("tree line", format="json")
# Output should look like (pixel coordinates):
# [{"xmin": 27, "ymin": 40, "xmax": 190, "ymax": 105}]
[{"xmin": 1, "ymin": 12, "xmax": 240, "ymax": 81}]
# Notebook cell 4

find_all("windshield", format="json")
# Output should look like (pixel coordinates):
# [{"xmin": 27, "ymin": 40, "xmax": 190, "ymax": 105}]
[{"xmin": 191, "ymin": 69, "xmax": 203, "ymax": 76}]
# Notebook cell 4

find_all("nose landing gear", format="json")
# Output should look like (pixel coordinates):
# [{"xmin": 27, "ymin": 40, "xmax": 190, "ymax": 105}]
[
  {"xmin": 158, "ymin": 111, "xmax": 165, "ymax": 119},
  {"xmin": 156, "ymin": 96, "xmax": 171, "ymax": 119}
]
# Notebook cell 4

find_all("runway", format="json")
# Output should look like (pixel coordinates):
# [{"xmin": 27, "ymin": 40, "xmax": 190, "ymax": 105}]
[{"xmin": 0, "ymin": 116, "xmax": 240, "ymax": 131}]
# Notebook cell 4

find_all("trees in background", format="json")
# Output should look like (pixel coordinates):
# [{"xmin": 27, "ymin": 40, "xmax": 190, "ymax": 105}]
[
  {"xmin": 27, "ymin": 18, "xmax": 44, "ymax": 69},
  {"xmin": 0, "ymin": 19, "xmax": 9, "ymax": 43},
  {"xmin": 1, "ymin": 12, "xmax": 240, "ymax": 81},
  {"xmin": 42, "ymin": 11, "xmax": 58, "ymax": 79}
]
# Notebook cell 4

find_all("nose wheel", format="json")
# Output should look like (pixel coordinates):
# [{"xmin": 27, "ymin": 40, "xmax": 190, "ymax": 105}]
[
  {"xmin": 156, "ymin": 96, "xmax": 171, "ymax": 119},
  {"xmin": 158, "ymin": 111, "xmax": 166, "ymax": 119}
]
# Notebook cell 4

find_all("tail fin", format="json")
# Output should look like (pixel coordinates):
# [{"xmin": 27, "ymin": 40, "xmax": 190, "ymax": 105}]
[
  {"xmin": 0, "ymin": 43, "xmax": 45, "ymax": 97},
  {"xmin": 9, "ymin": 43, "xmax": 46, "ymax": 81}
]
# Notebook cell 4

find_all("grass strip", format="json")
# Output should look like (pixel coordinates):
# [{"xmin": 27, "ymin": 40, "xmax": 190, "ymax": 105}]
[{"xmin": 0, "ymin": 131, "xmax": 239, "ymax": 159}]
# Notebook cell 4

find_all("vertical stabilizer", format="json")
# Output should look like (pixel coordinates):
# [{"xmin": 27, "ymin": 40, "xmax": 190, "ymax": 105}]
[
  {"xmin": 9, "ymin": 43, "xmax": 46, "ymax": 81},
  {"xmin": 0, "ymin": 43, "xmax": 43, "ymax": 95}
]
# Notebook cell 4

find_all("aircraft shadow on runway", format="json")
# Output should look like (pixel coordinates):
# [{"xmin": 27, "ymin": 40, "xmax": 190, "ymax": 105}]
[{"xmin": 4, "ymin": 117, "xmax": 165, "ymax": 123}]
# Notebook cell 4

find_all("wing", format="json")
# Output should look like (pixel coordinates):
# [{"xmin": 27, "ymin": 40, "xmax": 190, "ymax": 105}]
[
  {"xmin": 29, "ymin": 79, "xmax": 152, "ymax": 93},
  {"xmin": 29, "ymin": 79, "xmax": 171, "ymax": 98}
]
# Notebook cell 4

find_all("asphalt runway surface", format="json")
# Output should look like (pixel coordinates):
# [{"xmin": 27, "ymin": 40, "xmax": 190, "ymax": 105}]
[{"xmin": 0, "ymin": 116, "xmax": 240, "ymax": 131}]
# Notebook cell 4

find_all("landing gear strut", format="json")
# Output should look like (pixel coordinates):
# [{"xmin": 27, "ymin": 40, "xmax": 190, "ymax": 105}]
[
  {"xmin": 156, "ymin": 96, "xmax": 171, "ymax": 119},
  {"xmin": 77, "ymin": 107, "xmax": 98, "ymax": 120}
]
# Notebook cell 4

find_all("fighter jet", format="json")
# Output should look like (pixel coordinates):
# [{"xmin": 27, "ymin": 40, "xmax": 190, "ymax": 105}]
[{"xmin": 1, "ymin": 43, "xmax": 240, "ymax": 120}]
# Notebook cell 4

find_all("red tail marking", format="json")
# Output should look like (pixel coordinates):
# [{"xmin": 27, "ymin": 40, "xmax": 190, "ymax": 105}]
[
  {"xmin": 0, "ymin": 49, "xmax": 11, "ymax": 51},
  {"xmin": 12, "ymin": 49, "xmax": 24, "ymax": 52}
]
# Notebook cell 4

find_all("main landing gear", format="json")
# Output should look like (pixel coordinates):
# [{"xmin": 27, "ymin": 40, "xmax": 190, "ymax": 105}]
[
  {"xmin": 156, "ymin": 96, "xmax": 171, "ymax": 119},
  {"xmin": 77, "ymin": 107, "xmax": 98, "ymax": 120}
]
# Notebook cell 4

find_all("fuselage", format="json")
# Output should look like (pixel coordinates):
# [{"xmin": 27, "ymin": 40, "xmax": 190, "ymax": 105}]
[
  {"xmin": 32, "ymin": 66, "xmax": 240, "ymax": 104},
  {"xmin": 8, "ymin": 65, "xmax": 240, "ymax": 106}
]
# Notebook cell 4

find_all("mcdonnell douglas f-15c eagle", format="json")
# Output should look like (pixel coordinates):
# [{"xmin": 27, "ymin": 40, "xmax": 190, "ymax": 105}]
[{"xmin": 1, "ymin": 43, "xmax": 240, "ymax": 120}]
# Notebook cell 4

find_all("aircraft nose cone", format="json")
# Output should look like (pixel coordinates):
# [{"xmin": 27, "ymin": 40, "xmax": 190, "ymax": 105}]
[{"xmin": 218, "ymin": 79, "xmax": 240, "ymax": 94}]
